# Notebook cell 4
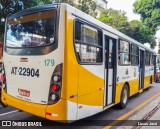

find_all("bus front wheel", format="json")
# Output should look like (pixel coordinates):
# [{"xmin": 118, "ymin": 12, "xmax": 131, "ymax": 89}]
[{"xmin": 118, "ymin": 84, "xmax": 129, "ymax": 109}]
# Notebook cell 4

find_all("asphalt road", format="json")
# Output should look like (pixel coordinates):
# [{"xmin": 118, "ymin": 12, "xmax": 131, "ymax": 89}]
[{"xmin": 0, "ymin": 83, "xmax": 160, "ymax": 129}]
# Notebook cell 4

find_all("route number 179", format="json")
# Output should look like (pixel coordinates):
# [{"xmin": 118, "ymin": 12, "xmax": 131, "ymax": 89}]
[{"xmin": 44, "ymin": 59, "xmax": 55, "ymax": 66}]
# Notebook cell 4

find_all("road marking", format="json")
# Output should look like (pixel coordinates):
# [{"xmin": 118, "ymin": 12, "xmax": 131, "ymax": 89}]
[
  {"xmin": 104, "ymin": 91, "xmax": 160, "ymax": 129},
  {"xmin": 0, "ymin": 110, "xmax": 19, "ymax": 116}
]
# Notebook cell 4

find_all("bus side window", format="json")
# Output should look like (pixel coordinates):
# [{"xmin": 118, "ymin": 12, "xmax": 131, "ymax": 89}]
[
  {"xmin": 74, "ymin": 21, "xmax": 103, "ymax": 64},
  {"xmin": 118, "ymin": 40, "xmax": 130, "ymax": 65},
  {"xmin": 131, "ymin": 44, "xmax": 139, "ymax": 66},
  {"xmin": 150, "ymin": 53, "xmax": 154, "ymax": 65},
  {"xmin": 109, "ymin": 39, "xmax": 113, "ymax": 68},
  {"xmin": 145, "ymin": 51, "xmax": 150, "ymax": 66}
]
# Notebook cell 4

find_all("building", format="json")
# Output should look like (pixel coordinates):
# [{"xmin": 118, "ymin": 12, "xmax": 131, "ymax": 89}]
[
  {"xmin": 93, "ymin": 0, "xmax": 108, "ymax": 10},
  {"xmin": 93, "ymin": 0, "xmax": 108, "ymax": 17},
  {"xmin": 73, "ymin": 0, "xmax": 108, "ymax": 17},
  {"xmin": 53, "ymin": 0, "xmax": 108, "ymax": 17}
]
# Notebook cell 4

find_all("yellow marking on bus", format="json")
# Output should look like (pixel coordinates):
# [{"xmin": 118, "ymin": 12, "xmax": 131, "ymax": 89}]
[
  {"xmin": 115, "ymin": 82, "xmax": 124, "ymax": 104},
  {"xmin": 63, "ymin": 11, "xmax": 78, "ymax": 103},
  {"xmin": 103, "ymin": 91, "xmax": 160, "ymax": 129}
]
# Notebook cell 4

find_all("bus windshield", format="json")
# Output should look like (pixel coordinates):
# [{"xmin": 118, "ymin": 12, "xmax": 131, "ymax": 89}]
[{"xmin": 6, "ymin": 10, "xmax": 56, "ymax": 47}]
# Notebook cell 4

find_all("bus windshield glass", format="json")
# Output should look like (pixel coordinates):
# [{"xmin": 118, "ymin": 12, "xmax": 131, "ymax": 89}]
[{"xmin": 6, "ymin": 10, "xmax": 56, "ymax": 47}]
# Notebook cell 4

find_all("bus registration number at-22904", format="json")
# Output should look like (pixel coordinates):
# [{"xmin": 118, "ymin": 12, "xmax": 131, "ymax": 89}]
[{"xmin": 11, "ymin": 67, "xmax": 39, "ymax": 78}]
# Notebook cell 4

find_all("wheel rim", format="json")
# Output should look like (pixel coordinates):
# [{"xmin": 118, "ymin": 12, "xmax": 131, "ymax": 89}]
[{"xmin": 122, "ymin": 89, "xmax": 128, "ymax": 104}]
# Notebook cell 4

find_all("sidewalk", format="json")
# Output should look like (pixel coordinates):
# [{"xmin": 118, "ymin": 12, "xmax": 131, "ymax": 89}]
[
  {"xmin": 117, "ymin": 92, "xmax": 160, "ymax": 129},
  {"xmin": 140, "ymin": 107, "xmax": 160, "ymax": 129}
]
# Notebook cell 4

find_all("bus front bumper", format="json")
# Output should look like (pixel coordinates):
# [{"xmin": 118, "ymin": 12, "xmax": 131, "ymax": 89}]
[{"xmin": 2, "ymin": 90, "xmax": 67, "ymax": 121}]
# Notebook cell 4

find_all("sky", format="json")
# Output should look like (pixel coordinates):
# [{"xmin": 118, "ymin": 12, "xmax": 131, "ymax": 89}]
[{"xmin": 107, "ymin": 0, "xmax": 140, "ymax": 21}]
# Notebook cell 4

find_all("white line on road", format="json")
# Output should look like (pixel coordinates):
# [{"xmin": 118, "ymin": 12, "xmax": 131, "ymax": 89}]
[{"xmin": 0, "ymin": 110, "xmax": 19, "ymax": 116}]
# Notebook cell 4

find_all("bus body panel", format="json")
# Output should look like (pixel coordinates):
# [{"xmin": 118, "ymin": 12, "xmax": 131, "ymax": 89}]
[
  {"xmin": 144, "ymin": 66, "xmax": 154, "ymax": 88},
  {"xmin": 3, "ymin": 49, "xmax": 63, "ymax": 104},
  {"xmin": 115, "ymin": 82, "xmax": 124, "ymax": 104},
  {"xmin": 64, "ymin": 10, "xmax": 78, "ymax": 120},
  {"xmin": 78, "ymin": 65, "xmax": 104, "ymax": 97},
  {"xmin": 2, "ymin": 90, "xmax": 67, "ymax": 121},
  {"xmin": 2, "ymin": 91, "xmax": 46, "ymax": 118},
  {"xmin": 45, "ymin": 99, "xmax": 67, "ymax": 121},
  {"xmin": 129, "ymin": 78, "xmax": 139, "ymax": 96},
  {"xmin": 3, "ymin": 5, "xmax": 65, "ymax": 105},
  {"xmin": 116, "ymin": 65, "xmax": 139, "ymax": 96},
  {"xmin": 2, "ymin": 3, "xmax": 156, "ymax": 122},
  {"xmin": 77, "ymin": 65, "xmax": 104, "ymax": 119}
]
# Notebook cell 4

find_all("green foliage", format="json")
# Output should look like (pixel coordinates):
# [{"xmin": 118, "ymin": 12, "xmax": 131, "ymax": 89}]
[
  {"xmin": 98, "ymin": 9, "xmax": 156, "ymax": 48},
  {"xmin": 133, "ymin": 0, "xmax": 160, "ymax": 34},
  {"xmin": 77, "ymin": 0, "xmax": 97, "ymax": 18},
  {"xmin": 0, "ymin": 0, "xmax": 51, "ymax": 18},
  {"xmin": 139, "ymin": 25, "xmax": 156, "ymax": 48},
  {"xmin": 98, "ymin": 8, "xmax": 129, "ymax": 34},
  {"xmin": 127, "ymin": 20, "xmax": 141, "ymax": 40},
  {"xmin": 127, "ymin": 20, "xmax": 156, "ymax": 48},
  {"xmin": 0, "ymin": 0, "xmax": 52, "ymax": 43}
]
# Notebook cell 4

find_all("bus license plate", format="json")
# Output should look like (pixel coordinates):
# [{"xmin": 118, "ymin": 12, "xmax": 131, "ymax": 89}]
[
  {"xmin": 11, "ymin": 67, "xmax": 40, "ymax": 78},
  {"xmin": 18, "ymin": 89, "xmax": 30, "ymax": 97}
]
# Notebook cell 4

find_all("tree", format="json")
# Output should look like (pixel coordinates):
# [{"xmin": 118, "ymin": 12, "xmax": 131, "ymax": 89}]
[
  {"xmin": 127, "ymin": 20, "xmax": 156, "ymax": 48},
  {"xmin": 98, "ymin": 8, "xmax": 156, "ymax": 48},
  {"xmin": 0, "ymin": 0, "xmax": 51, "ymax": 19},
  {"xmin": 98, "ymin": 8, "xmax": 129, "ymax": 34},
  {"xmin": 77, "ymin": 0, "xmax": 97, "ymax": 18},
  {"xmin": 0, "ymin": 0, "xmax": 52, "ymax": 43},
  {"xmin": 139, "ymin": 25, "xmax": 156, "ymax": 48},
  {"xmin": 133, "ymin": 0, "xmax": 160, "ymax": 34}
]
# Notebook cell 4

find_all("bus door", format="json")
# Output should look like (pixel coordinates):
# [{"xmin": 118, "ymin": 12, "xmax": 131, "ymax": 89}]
[
  {"xmin": 139, "ymin": 50, "xmax": 145, "ymax": 90},
  {"xmin": 104, "ymin": 36, "xmax": 117, "ymax": 106}
]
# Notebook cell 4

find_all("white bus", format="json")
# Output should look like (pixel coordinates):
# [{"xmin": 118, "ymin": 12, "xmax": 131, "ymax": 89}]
[{"xmin": 1, "ymin": 3, "xmax": 156, "ymax": 122}]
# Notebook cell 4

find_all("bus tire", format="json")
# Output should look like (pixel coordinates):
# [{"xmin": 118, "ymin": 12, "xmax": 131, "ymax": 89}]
[{"xmin": 118, "ymin": 84, "xmax": 129, "ymax": 109}]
